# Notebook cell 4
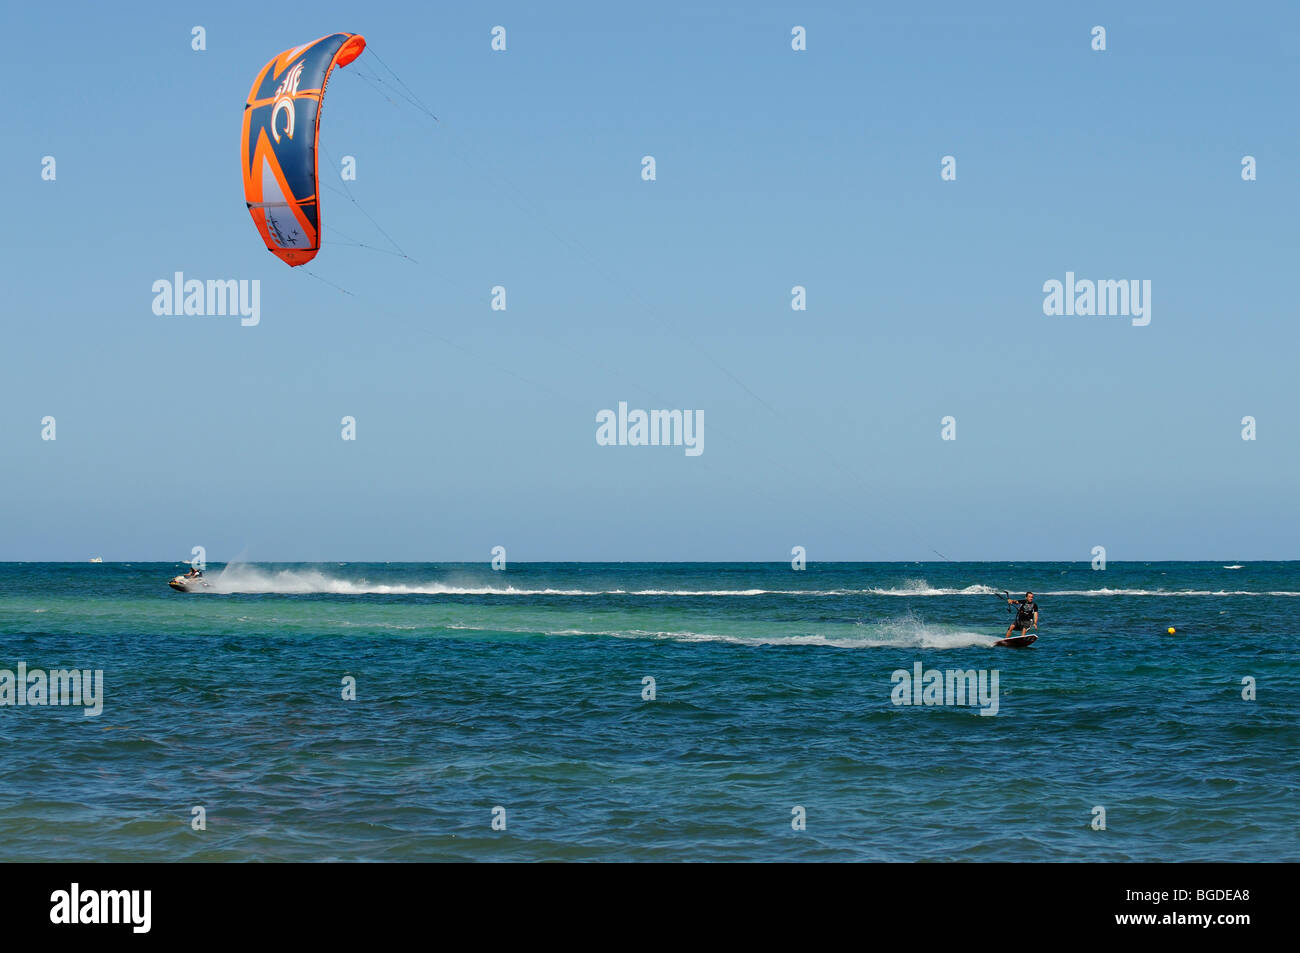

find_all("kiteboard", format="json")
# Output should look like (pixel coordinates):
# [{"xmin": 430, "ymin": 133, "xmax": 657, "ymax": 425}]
[{"xmin": 993, "ymin": 633, "xmax": 1038, "ymax": 648}]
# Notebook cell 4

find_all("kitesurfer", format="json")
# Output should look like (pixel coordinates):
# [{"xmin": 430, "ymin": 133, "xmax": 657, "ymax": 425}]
[{"xmin": 1005, "ymin": 592, "xmax": 1038, "ymax": 639}]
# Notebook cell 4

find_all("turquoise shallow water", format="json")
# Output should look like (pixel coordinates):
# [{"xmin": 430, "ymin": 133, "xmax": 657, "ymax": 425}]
[{"xmin": 0, "ymin": 561, "xmax": 1295, "ymax": 861}]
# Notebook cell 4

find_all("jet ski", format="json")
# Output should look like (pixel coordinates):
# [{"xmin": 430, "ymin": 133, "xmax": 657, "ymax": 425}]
[{"xmin": 168, "ymin": 573, "xmax": 211, "ymax": 592}]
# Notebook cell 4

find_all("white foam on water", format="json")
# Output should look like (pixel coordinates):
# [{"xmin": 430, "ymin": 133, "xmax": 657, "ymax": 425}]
[
  {"xmin": 207, "ymin": 564, "xmax": 596, "ymax": 596},
  {"xmin": 193, "ymin": 565, "xmax": 1297, "ymax": 598},
  {"xmin": 603, "ymin": 624, "xmax": 995, "ymax": 650},
  {"xmin": 511, "ymin": 613, "xmax": 997, "ymax": 650}
]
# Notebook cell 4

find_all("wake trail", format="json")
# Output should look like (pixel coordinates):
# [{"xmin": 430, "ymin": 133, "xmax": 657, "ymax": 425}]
[{"xmin": 195, "ymin": 568, "xmax": 1296, "ymax": 598}]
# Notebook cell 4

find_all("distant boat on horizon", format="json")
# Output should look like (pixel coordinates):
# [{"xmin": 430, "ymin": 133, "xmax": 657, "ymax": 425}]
[{"xmin": 89, "ymin": 557, "xmax": 103, "ymax": 563}]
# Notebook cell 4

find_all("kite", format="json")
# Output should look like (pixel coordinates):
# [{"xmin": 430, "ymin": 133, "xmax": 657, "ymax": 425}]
[{"xmin": 241, "ymin": 33, "xmax": 366, "ymax": 266}]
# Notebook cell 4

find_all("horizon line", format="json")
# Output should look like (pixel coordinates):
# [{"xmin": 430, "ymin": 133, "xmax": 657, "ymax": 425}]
[{"xmin": 1, "ymin": 558, "xmax": 1289, "ymax": 565}]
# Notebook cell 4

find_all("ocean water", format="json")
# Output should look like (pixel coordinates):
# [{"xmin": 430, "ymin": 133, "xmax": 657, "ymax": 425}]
[{"xmin": 0, "ymin": 561, "xmax": 1295, "ymax": 862}]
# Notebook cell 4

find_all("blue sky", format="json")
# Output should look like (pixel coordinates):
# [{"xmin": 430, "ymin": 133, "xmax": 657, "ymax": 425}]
[{"xmin": 3, "ymin": 1, "xmax": 1298, "ymax": 561}]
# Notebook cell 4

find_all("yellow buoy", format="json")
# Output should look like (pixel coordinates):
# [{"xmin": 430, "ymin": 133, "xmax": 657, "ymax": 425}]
[{"xmin": 1167, "ymin": 627, "xmax": 1176, "ymax": 635}]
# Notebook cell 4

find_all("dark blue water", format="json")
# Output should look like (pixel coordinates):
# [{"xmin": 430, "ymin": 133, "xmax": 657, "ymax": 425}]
[{"xmin": 0, "ymin": 562, "xmax": 1295, "ymax": 860}]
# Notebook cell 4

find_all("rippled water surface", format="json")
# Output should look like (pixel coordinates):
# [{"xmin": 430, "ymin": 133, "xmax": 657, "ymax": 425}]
[{"xmin": 0, "ymin": 561, "xmax": 1294, "ymax": 861}]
